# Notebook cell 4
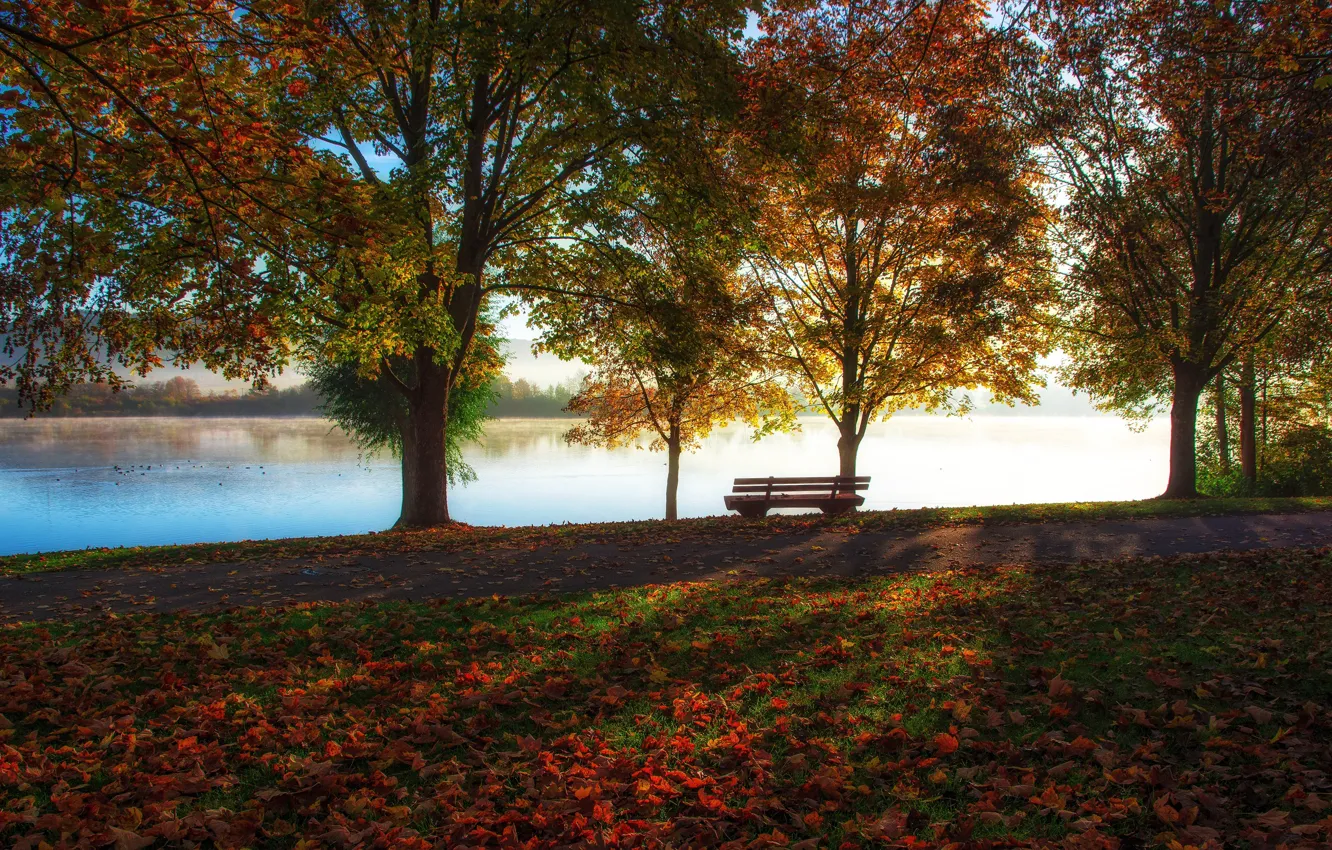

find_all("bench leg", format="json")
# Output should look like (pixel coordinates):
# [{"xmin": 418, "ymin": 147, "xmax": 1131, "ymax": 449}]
[{"xmin": 822, "ymin": 503, "xmax": 857, "ymax": 516}]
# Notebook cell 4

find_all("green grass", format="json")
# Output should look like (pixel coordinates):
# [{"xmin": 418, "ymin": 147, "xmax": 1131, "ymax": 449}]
[
  {"xmin": 3, "ymin": 495, "xmax": 1329, "ymax": 576},
  {"xmin": 1, "ymin": 546, "xmax": 1329, "ymax": 847}
]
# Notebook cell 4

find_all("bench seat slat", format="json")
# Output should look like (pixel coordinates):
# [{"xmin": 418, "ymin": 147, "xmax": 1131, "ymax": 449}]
[
  {"xmin": 726, "ymin": 493, "xmax": 864, "ymax": 503},
  {"xmin": 733, "ymin": 476, "xmax": 869, "ymax": 485},
  {"xmin": 725, "ymin": 475, "xmax": 870, "ymax": 518},
  {"xmin": 731, "ymin": 482, "xmax": 871, "ymax": 493}
]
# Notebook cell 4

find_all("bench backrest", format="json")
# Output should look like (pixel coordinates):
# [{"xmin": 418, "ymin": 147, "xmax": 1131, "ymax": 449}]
[{"xmin": 732, "ymin": 476, "xmax": 871, "ymax": 498}]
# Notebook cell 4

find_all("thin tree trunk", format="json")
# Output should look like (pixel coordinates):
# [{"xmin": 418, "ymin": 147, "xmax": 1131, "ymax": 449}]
[
  {"xmin": 665, "ymin": 424, "xmax": 681, "ymax": 521},
  {"xmin": 398, "ymin": 413, "xmax": 418, "ymax": 523},
  {"xmin": 1260, "ymin": 377, "xmax": 1268, "ymax": 472},
  {"xmin": 1214, "ymin": 376, "xmax": 1229, "ymax": 475},
  {"xmin": 837, "ymin": 418, "xmax": 860, "ymax": 478},
  {"xmin": 1239, "ymin": 356, "xmax": 1257, "ymax": 485},
  {"xmin": 839, "ymin": 221, "xmax": 863, "ymax": 481},
  {"xmin": 1162, "ymin": 361, "xmax": 1205, "ymax": 499}
]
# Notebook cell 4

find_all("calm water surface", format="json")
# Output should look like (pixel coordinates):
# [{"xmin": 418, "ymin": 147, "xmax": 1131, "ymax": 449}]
[{"xmin": 0, "ymin": 415, "xmax": 1168, "ymax": 554}]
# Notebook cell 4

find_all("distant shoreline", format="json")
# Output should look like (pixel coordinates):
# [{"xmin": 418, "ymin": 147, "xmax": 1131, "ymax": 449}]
[
  {"xmin": 3, "ymin": 373, "xmax": 1118, "ymax": 420},
  {"xmin": 1, "ymin": 411, "xmax": 584, "ymax": 421},
  {"xmin": 1, "ymin": 410, "xmax": 1125, "ymax": 423},
  {"xmin": 1, "ymin": 374, "xmax": 583, "ymax": 419}
]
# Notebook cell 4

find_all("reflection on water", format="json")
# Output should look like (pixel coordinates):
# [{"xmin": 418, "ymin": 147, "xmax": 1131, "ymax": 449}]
[
  {"xmin": 0, "ymin": 415, "xmax": 1168, "ymax": 554},
  {"xmin": 0, "ymin": 417, "xmax": 361, "ymax": 468}
]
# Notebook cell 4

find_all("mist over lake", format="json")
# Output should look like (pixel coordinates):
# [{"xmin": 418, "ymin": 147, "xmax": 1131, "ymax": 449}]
[{"xmin": 0, "ymin": 415, "xmax": 1167, "ymax": 556}]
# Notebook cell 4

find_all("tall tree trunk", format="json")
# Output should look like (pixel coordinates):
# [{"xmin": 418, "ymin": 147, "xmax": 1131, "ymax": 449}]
[
  {"xmin": 1239, "ymin": 356, "xmax": 1257, "ymax": 485},
  {"xmin": 1162, "ymin": 361, "xmax": 1205, "ymax": 499},
  {"xmin": 393, "ymin": 255, "xmax": 484, "ymax": 528},
  {"xmin": 1214, "ymin": 376, "xmax": 1229, "ymax": 475},
  {"xmin": 665, "ymin": 424, "xmax": 681, "ymax": 521},
  {"xmin": 397, "ymin": 360, "xmax": 452, "ymax": 527}
]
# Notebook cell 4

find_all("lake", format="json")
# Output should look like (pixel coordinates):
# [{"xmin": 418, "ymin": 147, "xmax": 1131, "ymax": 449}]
[{"xmin": 0, "ymin": 415, "xmax": 1169, "ymax": 555}]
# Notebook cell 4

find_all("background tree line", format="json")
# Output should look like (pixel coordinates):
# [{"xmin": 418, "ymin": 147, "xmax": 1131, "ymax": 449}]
[
  {"xmin": 0, "ymin": 377, "xmax": 321, "ymax": 417},
  {"xmin": 0, "ymin": 375, "xmax": 585, "ymax": 419},
  {"xmin": 2, "ymin": 0, "xmax": 1329, "ymax": 523}
]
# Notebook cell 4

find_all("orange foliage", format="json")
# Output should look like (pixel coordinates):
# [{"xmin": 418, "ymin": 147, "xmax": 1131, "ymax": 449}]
[{"xmin": 741, "ymin": 0, "xmax": 1055, "ymax": 474}]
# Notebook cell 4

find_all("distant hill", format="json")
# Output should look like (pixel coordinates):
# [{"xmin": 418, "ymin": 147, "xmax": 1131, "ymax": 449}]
[
  {"xmin": 0, "ymin": 378, "xmax": 321, "ymax": 418},
  {"xmin": 1, "ymin": 363, "xmax": 587, "ymax": 419},
  {"xmin": 87, "ymin": 339, "xmax": 581, "ymax": 393}
]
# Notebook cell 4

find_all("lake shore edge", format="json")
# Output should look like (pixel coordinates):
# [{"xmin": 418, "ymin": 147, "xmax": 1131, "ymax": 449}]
[{"xmin": 5, "ymin": 495, "xmax": 1329, "ymax": 577}]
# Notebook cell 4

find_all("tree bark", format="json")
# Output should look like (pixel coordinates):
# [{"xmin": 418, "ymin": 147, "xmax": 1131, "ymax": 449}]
[
  {"xmin": 392, "ymin": 252, "xmax": 485, "ymax": 528},
  {"xmin": 1162, "ymin": 361, "xmax": 1205, "ymax": 499},
  {"xmin": 837, "ymin": 419, "xmax": 861, "ymax": 478},
  {"xmin": 837, "ymin": 221, "xmax": 864, "ymax": 482},
  {"xmin": 665, "ymin": 424, "xmax": 681, "ymax": 521},
  {"xmin": 1239, "ymin": 356, "xmax": 1257, "ymax": 485},
  {"xmin": 396, "ymin": 357, "xmax": 452, "ymax": 527},
  {"xmin": 398, "ymin": 412, "xmax": 418, "ymax": 524},
  {"xmin": 1214, "ymin": 376, "xmax": 1229, "ymax": 475},
  {"xmin": 386, "ymin": 62, "xmax": 486, "ymax": 529}
]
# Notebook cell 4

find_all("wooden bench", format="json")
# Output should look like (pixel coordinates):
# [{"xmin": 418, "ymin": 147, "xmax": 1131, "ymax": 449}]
[{"xmin": 724, "ymin": 476, "xmax": 870, "ymax": 518}]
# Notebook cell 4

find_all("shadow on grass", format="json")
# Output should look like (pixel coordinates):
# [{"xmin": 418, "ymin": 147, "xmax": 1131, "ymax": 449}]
[
  {"xmin": 2, "ymin": 547, "xmax": 1330, "ymax": 848},
  {"xmin": 3, "ymin": 495, "xmax": 1330, "ymax": 576}
]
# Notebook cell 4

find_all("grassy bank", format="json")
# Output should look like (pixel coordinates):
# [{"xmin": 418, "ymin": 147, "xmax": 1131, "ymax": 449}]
[
  {"xmin": 1, "ymin": 546, "xmax": 1329, "ymax": 847},
  {"xmin": 3, "ymin": 496, "xmax": 1330, "ymax": 577}
]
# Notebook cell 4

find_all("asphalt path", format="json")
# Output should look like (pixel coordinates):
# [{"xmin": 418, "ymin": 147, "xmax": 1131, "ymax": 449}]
[{"xmin": 2, "ymin": 511, "xmax": 1329, "ymax": 623}]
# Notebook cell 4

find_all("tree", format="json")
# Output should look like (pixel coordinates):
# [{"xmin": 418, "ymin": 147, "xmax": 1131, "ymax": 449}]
[
  {"xmin": 303, "ymin": 331, "xmax": 501, "ymax": 524},
  {"xmin": 1022, "ymin": 0, "xmax": 1332, "ymax": 497},
  {"xmin": 558, "ymin": 292, "xmax": 792, "ymax": 521},
  {"xmin": 2, "ymin": 0, "xmax": 752, "ymax": 527},
  {"xmin": 1211, "ymin": 370, "xmax": 1231, "ymax": 476},
  {"xmin": 1210, "ymin": 287, "xmax": 1332, "ymax": 492},
  {"xmin": 0, "ymin": 0, "xmax": 346, "ymax": 408},
  {"xmin": 741, "ymin": 0, "xmax": 1054, "ymax": 477},
  {"xmin": 161, "ymin": 376, "xmax": 202, "ymax": 403},
  {"xmin": 527, "ymin": 165, "xmax": 794, "ymax": 520},
  {"xmin": 247, "ymin": 0, "xmax": 752, "ymax": 525},
  {"xmin": 1197, "ymin": 344, "xmax": 1332, "ymax": 496}
]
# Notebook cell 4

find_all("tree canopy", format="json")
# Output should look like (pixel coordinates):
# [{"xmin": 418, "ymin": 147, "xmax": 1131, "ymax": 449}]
[
  {"xmin": 3, "ymin": 0, "xmax": 1332, "ymax": 513},
  {"xmin": 0, "ymin": 0, "xmax": 342, "ymax": 407},
  {"xmin": 1020, "ymin": 0, "xmax": 1332, "ymax": 496},
  {"xmin": 528, "ymin": 158, "xmax": 795, "ymax": 519},
  {"xmin": 741, "ymin": 0, "xmax": 1055, "ymax": 476},
  {"xmin": 2, "ymin": 0, "xmax": 755, "ymax": 525}
]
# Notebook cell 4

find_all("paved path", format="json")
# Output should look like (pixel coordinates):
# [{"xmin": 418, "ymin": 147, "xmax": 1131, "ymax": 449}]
[{"xmin": 3, "ymin": 512, "xmax": 1330, "ymax": 623}]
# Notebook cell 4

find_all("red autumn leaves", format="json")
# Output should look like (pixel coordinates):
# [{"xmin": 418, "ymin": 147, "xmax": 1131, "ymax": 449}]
[{"xmin": 2, "ymin": 546, "xmax": 1331, "ymax": 848}]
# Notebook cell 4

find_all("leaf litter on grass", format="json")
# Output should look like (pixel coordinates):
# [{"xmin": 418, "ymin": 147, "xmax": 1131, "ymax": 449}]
[{"xmin": 1, "ymin": 547, "xmax": 1330, "ymax": 848}]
